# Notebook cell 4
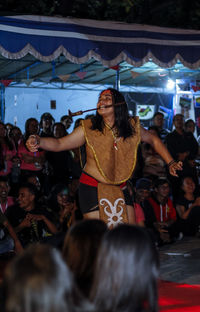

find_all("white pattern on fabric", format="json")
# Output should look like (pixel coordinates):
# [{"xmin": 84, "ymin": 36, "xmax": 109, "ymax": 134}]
[{"xmin": 99, "ymin": 198, "xmax": 125, "ymax": 227}]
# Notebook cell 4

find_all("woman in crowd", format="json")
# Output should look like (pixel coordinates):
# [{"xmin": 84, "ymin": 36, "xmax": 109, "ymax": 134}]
[
  {"xmin": 47, "ymin": 183, "xmax": 79, "ymax": 232},
  {"xmin": 8, "ymin": 126, "xmax": 23, "ymax": 151},
  {"xmin": 39, "ymin": 112, "xmax": 55, "ymax": 137},
  {"xmin": 176, "ymin": 175, "xmax": 200, "ymax": 235},
  {"xmin": 18, "ymin": 118, "xmax": 45, "ymax": 180},
  {"xmin": 0, "ymin": 122, "xmax": 16, "ymax": 178},
  {"xmin": 3, "ymin": 243, "xmax": 93, "ymax": 312},
  {"xmin": 26, "ymin": 88, "xmax": 182, "ymax": 227},
  {"xmin": 90, "ymin": 224, "xmax": 159, "ymax": 312},
  {"xmin": 63, "ymin": 219, "xmax": 107, "ymax": 297}
]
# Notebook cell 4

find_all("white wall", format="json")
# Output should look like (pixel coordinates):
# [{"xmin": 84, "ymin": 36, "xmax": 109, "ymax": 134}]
[
  {"xmin": 4, "ymin": 83, "xmax": 176, "ymax": 134},
  {"xmin": 4, "ymin": 86, "xmax": 100, "ymax": 133}
]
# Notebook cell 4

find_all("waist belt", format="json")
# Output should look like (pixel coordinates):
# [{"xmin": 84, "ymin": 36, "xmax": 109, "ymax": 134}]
[
  {"xmin": 80, "ymin": 172, "xmax": 128, "ymax": 228},
  {"xmin": 80, "ymin": 172, "xmax": 126, "ymax": 188}
]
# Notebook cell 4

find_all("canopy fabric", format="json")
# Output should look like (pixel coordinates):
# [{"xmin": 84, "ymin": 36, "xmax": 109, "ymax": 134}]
[{"xmin": 1, "ymin": 15, "xmax": 200, "ymax": 69}]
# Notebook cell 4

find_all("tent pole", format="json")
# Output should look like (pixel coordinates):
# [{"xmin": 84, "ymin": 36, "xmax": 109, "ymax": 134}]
[
  {"xmin": 115, "ymin": 69, "xmax": 120, "ymax": 90},
  {"xmin": 0, "ymin": 84, "xmax": 5, "ymax": 122}
]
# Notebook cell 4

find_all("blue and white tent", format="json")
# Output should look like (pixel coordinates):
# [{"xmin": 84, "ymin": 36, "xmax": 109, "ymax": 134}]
[
  {"xmin": 0, "ymin": 15, "xmax": 199, "ymax": 128},
  {"xmin": 1, "ymin": 15, "xmax": 200, "ymax": 69}
]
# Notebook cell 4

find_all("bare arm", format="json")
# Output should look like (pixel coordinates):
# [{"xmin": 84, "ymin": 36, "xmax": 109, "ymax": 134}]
[
  {"xmin": 4, "ymin": 220, "xmax": 23, "ymax": 253},
  {"xmin": 26, "ymin": 126, "xmax": 85, "ymax": 153},
  {"xmin": 20, "ymin": 153, "xmax": 45, "ymax": 164},
  {"xmin": 140, "ymin": 126, "xmax": 182, "ymax": 176},
  {"xmin": 29, "ymin": 214, "xmax": 58, "ymax": 234},
  {"xmin": 176, "ymin": 204, "xmax": 190, "ymax": 219},
  {"xmin": 177, "ymin": 197, "xmax": 200, "ymax": 219}
]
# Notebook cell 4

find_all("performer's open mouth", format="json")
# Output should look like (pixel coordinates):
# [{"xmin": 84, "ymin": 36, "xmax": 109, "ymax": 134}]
[{"xmin": 98, "ymin": 105, "xmax": 107, "ymax": 110}]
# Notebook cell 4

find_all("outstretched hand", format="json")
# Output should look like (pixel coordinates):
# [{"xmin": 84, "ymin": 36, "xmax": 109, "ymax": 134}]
[
  {"xmin": 26, "ymin": 135, "xmax": 40, "ymax": 152},
  {"xmin": 168, "ymin": 161, "xmax": 182, "ymax": 177}
]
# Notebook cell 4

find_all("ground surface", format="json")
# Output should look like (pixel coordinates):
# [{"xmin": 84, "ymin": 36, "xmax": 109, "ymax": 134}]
[{"xmin": 159, "ymin": 236, "xmax": 200, "ymax": 284}]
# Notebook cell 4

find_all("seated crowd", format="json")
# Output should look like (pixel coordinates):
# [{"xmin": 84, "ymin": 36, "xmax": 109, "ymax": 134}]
[{"xmin": 0, "ymin": 111, "xmax": 200, "ymax": 311}]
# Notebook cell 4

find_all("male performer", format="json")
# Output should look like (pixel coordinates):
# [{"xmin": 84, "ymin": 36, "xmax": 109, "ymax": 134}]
[{"xmin": 26, "ymin": 88, "xmax": 182, "ymax": 227}]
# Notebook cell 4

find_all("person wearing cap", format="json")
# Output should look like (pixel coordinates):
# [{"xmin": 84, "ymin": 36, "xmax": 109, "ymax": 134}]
[
  {"xmin": 135, "ymin": 178, "xmax": 152, "ymax": 202},
  {"xmin": 26, "ymin": 88, "xmax": 182, "ymax": 228},
  {"xmin": 134, "ymin": 178, "xmax": 157, "ymax": 230}
]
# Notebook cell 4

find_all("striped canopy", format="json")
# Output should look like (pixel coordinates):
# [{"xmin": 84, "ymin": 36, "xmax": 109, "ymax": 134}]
[{"xmin": 1, "ymin": 15, "xmax": 200, "ymax": 69}]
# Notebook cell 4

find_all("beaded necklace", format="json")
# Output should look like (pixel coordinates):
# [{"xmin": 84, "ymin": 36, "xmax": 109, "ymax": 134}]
[{"xmin": 104, "ymin": 123, "xmax": 120, "ymax": 151}]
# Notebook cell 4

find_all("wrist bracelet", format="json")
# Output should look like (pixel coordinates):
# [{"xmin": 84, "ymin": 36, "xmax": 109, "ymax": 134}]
[
  {"xmin": 30, "ymin": 135, "xmax": 40, "ymax": 146},
  {"xmin": 167, "ymin": 160, "xmax": 176, "ymax": 167},
  {"xmin": 35, "ymin": 135, "xmax": 40, "ymax": 146}
]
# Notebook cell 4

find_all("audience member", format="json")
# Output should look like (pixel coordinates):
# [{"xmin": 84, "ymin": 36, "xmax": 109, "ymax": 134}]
[
  {"xmin": 6, "ymin": 183, "xmax": 57, "ymax": 247},
  {"xmin": 70, "ymin": 118, "xmax": 86, "ymax": 198},
  {"xmin": 126, "ymin": 180, "xmax": 145, "ymax": 226},
  {"xmin": 60, "ymin": 114, "xmax": 73, "ymax": 134},
  {"xmin": 148, "ymin": 177, "xmax": 181, "ymax": 243},
  {"xmin": 8, "ymin": 126, "xmax": 22, "ymax": 151},
  {"xmin": 5, "ymin": 123, "xmax": 13, "ymax": 137},
  {"xmin": 63, "ymin": 219, "xmax": 107, "ymax": 297},
  {"xmin": 152, "ymin": 112, "xmax": 169, "ymax": 142},
  {"xmin": 176, "ymin": 175, "xmax": 200, "ymax": 236},
  {"xmin": 90, "ymin": 224, "xmax": 159, "ymax": 312},
  {"xmin": 0, "ymin": 176, "xmax": 15, "ymax": 214},
  {"xmin": 165, "ymin": 114, "xmax": 199, "ymax": 199},
  {"xmin": 141, "ymin": 126, "xmax": 166, "ymax": 181},
  {"xmin": 0, "ymin": 176, "xmax": 21, "ymax": 254},
  {"xmin": 10, "ymin": 155, "xmax": 21, "ymax": 194},
  {"xmin": 184, "ymin": 119, "xmax": 196, "ymax": 134},
  {"xmin": 0, "ymin": 211, "xmax": 23, "ymax": 255},
  {"xmin": 25, "ymin": 173, "xmax": 47, "ymax": 206},
  {"xmin": 26, "ymin": 173, "xmax": 41, "ymax": 192},
  {"xmin": 18, "ymin": 118, "xmax": 45, "ymax": 182},
  {"xmin": 134, "ymin": 178, "xmax": 155, "ymax": 227},
  {"xmin": 134, "ymin": 178, "xmax": 162, "ymax": 244},
  {"xmin": 46, "ymin": 122, "xmax": 75, "ymax": 186},
  {"xmin": 39, "ymin": 112, "xmax": 55, "ymax": 137},
  {"xmin": 39, "ymin": 182, "xmax": 80, "ymax": 250},
  {"xmin": 3, "ymin": 243, "xmax": 93, "ymax": 312},
  {"xmin": 0, "ymin": 122, "xmax": 16, "ymax": 178},
  {"xmin": 47, "ymin": 183, "xmax": 78, "ymax": 232}
]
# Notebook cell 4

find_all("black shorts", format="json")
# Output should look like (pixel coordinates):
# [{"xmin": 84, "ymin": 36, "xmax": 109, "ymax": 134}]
[{"xmin": 78, "ymin": 182, "xmax": 132, "ymax": 214}]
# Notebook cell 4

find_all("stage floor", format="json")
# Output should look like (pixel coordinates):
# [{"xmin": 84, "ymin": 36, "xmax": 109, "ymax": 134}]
[{"xmin": 159, "ymin": 236, "xmax": 200, "ymax": 285}]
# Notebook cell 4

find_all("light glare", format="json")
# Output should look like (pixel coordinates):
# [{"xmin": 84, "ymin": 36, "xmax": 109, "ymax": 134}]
[{"xmin": 167, "ymin": 79, "xmax": 175, "ymax": 89}]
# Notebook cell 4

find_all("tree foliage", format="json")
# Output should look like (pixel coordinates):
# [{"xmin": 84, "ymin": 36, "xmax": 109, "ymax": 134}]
[{"xmin": 1, "ymin": 0, "xmax": 200, "ymax": 29}]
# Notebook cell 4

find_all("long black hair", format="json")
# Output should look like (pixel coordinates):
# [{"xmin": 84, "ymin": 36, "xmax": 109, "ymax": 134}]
[
  {"xmin": 63, "ymin": 219, "xmax": 107, "ymax": 298},
  {"xmin": 24, "ymin": 118, "xmax": 39, "ymax": 142},
  {"xmin": 0, "ymin": 121, "xmax": 14, "ymax": 151},
  {"xmin": 90, "ymin": 225, "xmax": 159, "ymax": 312},
  {"xmin": 91, "ymin": 88, "xmax": 135, "ymax": 139},
  {"xmin": 4, "ymin": 244, "xmax": 94, "ymax": 312}
]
